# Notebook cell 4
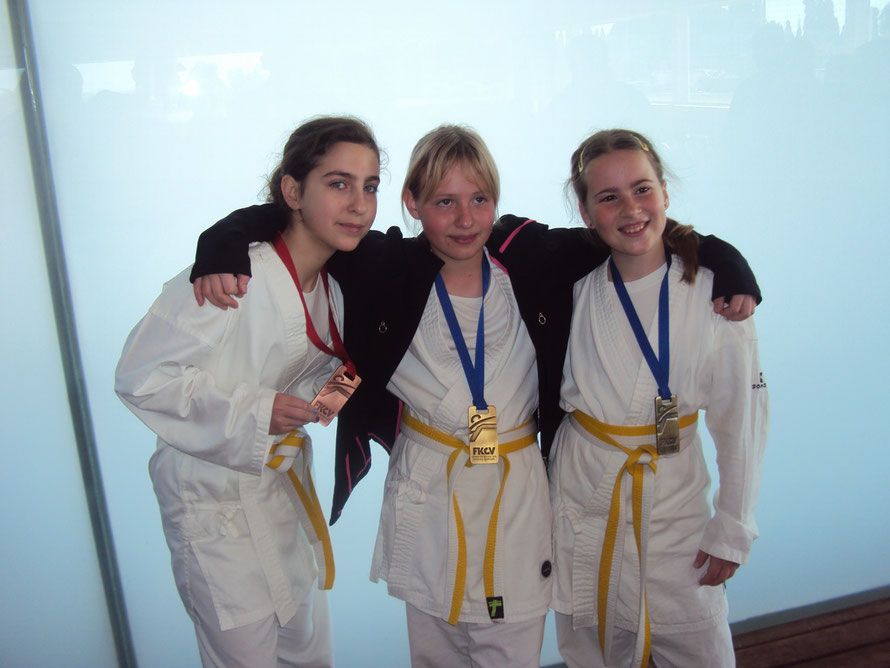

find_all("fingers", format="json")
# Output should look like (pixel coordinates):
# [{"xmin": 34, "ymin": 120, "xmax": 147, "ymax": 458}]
[
  {"xmin": 696, "ymin": 553, "xmax": 740, "ymax": 586},
  {"xmin": 193, "ymin": 274, "xmax": 251, "ymax": 309},
  {"xmin": 201, "ymin": 274, "xmax": 242, "ymax": 310},
  {"xmin": 193, "ymin": 277, "xmax": 206, "ymax": 307},
  {"xmin": 269, "ymin": 394, "xmax": 320, "ymax": 435},
  {"xmin": 216, "ymin": 274, "xmax": 241, "ymax": 309},
  {"xmin": 712, "ymin": 294, "xmax": 757, "ymax": 322},
  {"xmin": 198, "ymin": 275, "xmax": 227, "ymax": 309},
  {"xmin": 725, "ymin": 294, "xmax": 756, "ymax": 320},
  {"xmin": 693, "ymin": 549, "xmax": 707, "ymax": 569},
  {"xmin": 698, "ymin": 562, "xmax": 723, "ymax": 586},
  {"xmin": 737, "ymin": 294, "xmax": 756, "ymax": 318},
  {"xmin": 236, "ymin": 274, "xmax": 250, "ymax": 297}
]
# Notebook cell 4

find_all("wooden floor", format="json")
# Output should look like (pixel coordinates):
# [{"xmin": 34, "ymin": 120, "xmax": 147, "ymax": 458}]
[
  {"xmin": 542, "ymin": 587, "xmax": 890, "ymax": 667},
  {"xmin": 733, "ymin": 596, "xmax": 890, "ymax": 667}
]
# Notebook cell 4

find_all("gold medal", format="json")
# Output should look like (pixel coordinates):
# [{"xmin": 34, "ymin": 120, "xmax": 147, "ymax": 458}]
[
  {"xmin": 469, "ymin": 405, "xmax": 498, "ymax": 464},
  {"xmin": 654, "ymin": 394, "xmax": 680, "ymax": 455},
  {"xmin": 310, "ymin": 365, "xmax": 361, "ymax": 426}
]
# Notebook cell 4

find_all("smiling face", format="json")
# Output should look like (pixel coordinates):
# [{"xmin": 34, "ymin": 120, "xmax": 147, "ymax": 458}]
[
  {"xmin": 282, "ymin": 141, "xmax": 380, "ymax": 258},
  {"xmin": 404, "ymin": 161, "xmax": 496, "ymax": 271},
  {"xmin": 579, "ymin": 148, "xmax": 669, "ymax": 280}
]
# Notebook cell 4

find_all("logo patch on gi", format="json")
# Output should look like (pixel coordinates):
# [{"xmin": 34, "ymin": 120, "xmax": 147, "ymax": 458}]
[{"xmin": 486, "ymin": 596, "xmax": 505, "ymax": 620}]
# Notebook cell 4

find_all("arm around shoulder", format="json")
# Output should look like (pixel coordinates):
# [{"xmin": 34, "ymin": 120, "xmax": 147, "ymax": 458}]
[
  {"xmin": 189, "ymin": 203, "xmax": 287, "ymax": 282},
  {"xmin": 492, "ymin": 214, "xmax": 607, "ymax": 279},
  {"xmin": 696, "ymin": 233, "xmax": 762, "ymax": 305}
]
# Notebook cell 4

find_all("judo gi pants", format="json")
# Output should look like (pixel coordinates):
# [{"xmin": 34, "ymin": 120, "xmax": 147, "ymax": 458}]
[
  {"xmin": 189, "ymin": 566, "xmax": 333, "ymax": 668},
  {"xmin": 406, "ymin": 602, "xmax": 545, "ymax": 668},
  {"xmin": 555, "ymin": 611, "xmax": 735, "ymax": 668}
]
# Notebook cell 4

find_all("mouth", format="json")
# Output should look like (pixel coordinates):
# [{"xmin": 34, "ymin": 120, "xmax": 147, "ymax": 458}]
[
  {"xmin": 449, "ymin": 233, "xmax": 479, "ymax": 245},
  {"xmin": 619, "ymin": 221, "xmax": 648, "ymax": 236},
  {"xmin": 337, "ymin": 222, "xmax": 366, "ymax": 235}
]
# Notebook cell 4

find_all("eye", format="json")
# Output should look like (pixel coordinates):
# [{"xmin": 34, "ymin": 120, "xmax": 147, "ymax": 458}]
[
  {"xmin": 329, "ymin": 181, "xmax": 347, "ymax": 190},
  {"xmin": 597, "ymin": 194, "xmax": 616, "ymax": 204},
  {"xmin": 635, "ymin": 185, "xmax": 651, "ymax": 196},
  {"xmin": 364, "ymin": 184, "xmax": 379, "ymax": 194},
  {"xmin": 473, "ymin": 195, "xmax": 489, "ymax": 205},
  {"xmin": 436, "ymin": 198, "xmax": 453, "ymax": 207}
]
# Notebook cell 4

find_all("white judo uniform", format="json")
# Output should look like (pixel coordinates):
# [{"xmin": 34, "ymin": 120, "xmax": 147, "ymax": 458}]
[
  {"xmin": 550, "ymin": 258, "xmax": 768, "ymax": 667},
  {"xmin": 371, "ymin": 253, "xmax": 553, "ymax": 665},
  {"xmin": 115, "ymin": 242, "xmax": 338, "ymax": 667}
]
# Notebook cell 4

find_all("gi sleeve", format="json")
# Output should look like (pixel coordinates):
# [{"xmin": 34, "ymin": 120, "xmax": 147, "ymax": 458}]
[
  {"xmin": 115, "ymin": 282, "xmax": 277, "ymax": 475},
  {"xmin": 700, "ymin": 317, "xmax": 769, "ymax": 565},
  {"xmin": 189, "ymin": 203, "xmax": 287, "ymax": 281}
]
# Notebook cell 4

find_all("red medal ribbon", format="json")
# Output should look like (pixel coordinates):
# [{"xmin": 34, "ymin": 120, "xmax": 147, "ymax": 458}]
[{"xmin": 273, "ymin": 233, "xmax": 356, "ymax": 377}]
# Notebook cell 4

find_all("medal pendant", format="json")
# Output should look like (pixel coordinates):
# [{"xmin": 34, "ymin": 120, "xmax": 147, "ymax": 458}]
[
  {"xmin": 468, "ymin": 405, "xmax": 499, "ymax": 464},
  {"xmin": 654, "ymin": 394, "xmax": 680, "ymax": 455},
  {"xmin": 310, "ymin": 365, "xmax": 361, "ymax": 426}
]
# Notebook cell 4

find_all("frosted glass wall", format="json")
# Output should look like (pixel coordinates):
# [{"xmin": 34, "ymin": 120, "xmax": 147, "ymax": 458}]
[
  {"xmin": 0, "ymin": 5, "xmax": 117, "ymax": 667},
  {"xmin": 2, "ymin": 0, "xmax": 888, "ymax": 665}
]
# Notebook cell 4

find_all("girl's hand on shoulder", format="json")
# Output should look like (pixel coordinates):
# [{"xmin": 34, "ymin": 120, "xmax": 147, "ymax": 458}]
[
  {"xmin": 269, "ymin": 393, "xmax": 319, "ymax": 435},
  {"xmin": 712, "ymin": 294, "xmax": 756, "ymax": 322},
  {"xmin": 694, "ymin": 550, "xmax": 739, "ymax": 586},
  {"xmin": 193, "ymin": 273, "xmax": 251, "ymax": 309}
]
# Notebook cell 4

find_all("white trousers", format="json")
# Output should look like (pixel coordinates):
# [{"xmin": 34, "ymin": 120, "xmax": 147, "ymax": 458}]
[
  {"xmin": 188, "ymin": 554, "xmax": 333, "ymax": 668},
  {"xmin": 406, "ymin": 603, "xmax": 545, "ymax": 668},
  {"xmin": 555, "ymin": 612, "xmax": 734, "ymax": 668}
]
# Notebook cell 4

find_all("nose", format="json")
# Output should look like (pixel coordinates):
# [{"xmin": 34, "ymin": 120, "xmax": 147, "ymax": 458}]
[
  {"xmin": 620, "ymin": 194, "xmax": 640, "ymax": 217},
  {"xmin": 454, "ymin": 202, "xmax": 473, "ymax": 228},
  {"xmin": 349, "ymin": 189, "xmax": 370, "ymax": 215}
]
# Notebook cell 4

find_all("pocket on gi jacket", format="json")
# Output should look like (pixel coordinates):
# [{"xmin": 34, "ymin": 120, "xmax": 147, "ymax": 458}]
[{"xmin": 185, "ymin": 502, "xmax": 271, "ymax": 628}]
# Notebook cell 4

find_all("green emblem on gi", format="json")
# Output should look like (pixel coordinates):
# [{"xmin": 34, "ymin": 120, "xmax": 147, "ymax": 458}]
[{"xmin": 486, "ymin": 596, "xmax": 504, "ymax": 620}]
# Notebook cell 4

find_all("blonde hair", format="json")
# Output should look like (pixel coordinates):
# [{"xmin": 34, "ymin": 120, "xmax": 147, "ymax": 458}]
[{"xmin": 402, "ymin": 125, "xmax": 500, "ymax": 211}]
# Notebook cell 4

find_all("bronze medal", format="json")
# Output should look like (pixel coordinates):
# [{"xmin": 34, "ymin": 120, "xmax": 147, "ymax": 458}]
[
  {"xmin": 654, "ymin": 394, "xmax": 680, "ymax": 455},
  {"xmin": 273, "ymin": 235, "xmax": 360, "ymax": 428},
  {"xmin": 311, "ymin": 365, "xmax": 361, "ymax": 426},
  {"xmin": 468, "ymin": 405, "xmax": 499, "ymax": 464}
]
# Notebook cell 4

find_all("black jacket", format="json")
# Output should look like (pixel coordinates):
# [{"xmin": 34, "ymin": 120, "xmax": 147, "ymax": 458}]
[{"xmin": 192, "ymin": 207, "xmax": 761, "ymax": 523}]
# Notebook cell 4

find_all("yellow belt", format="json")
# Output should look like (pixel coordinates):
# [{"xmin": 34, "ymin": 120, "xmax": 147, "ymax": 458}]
[
  {"xmin": 267, "ymin": 431, "xmax": 335, "ymax": 590},
  {"xmin": 400, "ymin": 411, "xmax": 537, "ymax": 625},
  {"xmin": 571, "ymin": 409, "xmax": 698, "ymax": 668}
]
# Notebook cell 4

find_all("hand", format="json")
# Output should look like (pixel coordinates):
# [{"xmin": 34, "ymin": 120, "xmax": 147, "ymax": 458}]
[
  {"xmin": 269, "ymin": 394, "xmax": 319, "ymax": 435},
  {"xmin": 694, "ymin": 550, "xmax": 739, "ymax": 586},
  {"xmin": 193, "ymin": 273, "xmax": 251, "ymax": 309},
  {"xmin": 712, "ymin": 294, "xmax": 756, "ymax": 322}
]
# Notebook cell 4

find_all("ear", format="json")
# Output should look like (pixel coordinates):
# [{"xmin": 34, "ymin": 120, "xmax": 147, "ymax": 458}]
[
  {"xmin": 578, "ymin": 198, "xmax": 595, "ymax": 230},
  {"xmin": 662, "ymin": 182, "xmax": 669, "ymax": 211},
  {"xmin": 282, "ymin": 175, "xmax": 301, "ymax": 211},
  {"xmin": 403, "ymin": 189, "xmax": 421, "ymax": 220}
]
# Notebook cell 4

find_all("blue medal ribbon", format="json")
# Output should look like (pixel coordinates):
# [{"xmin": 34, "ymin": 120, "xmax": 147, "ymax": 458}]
[
  {"xmin": 434, "ymin": 255, "xmax": 491, "ymax": 411},
  {"xmin": 609, "ymin": 255, "xmax": 672, "ymax": 400}
]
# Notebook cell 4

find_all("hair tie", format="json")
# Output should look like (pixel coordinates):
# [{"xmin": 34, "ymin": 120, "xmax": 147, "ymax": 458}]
[
  {"xmin": 578, "ymin": 147, "xmax": 585, "ymax": 174},
  {"xmin": 635, "ymin": 136, "xmax": 649, "ymax": 152}
]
